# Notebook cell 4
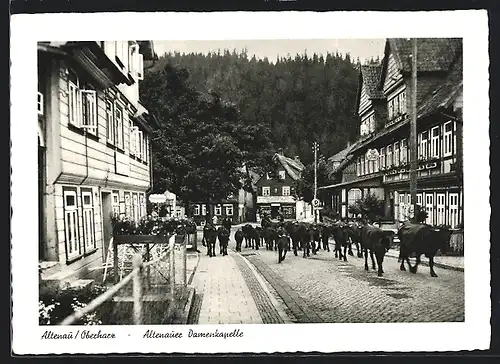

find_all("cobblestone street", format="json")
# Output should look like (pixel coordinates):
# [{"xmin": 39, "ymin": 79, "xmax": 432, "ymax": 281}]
[
  {"xmin": 245, "ymin": 242, "xmax": 465, "ymax": 323},
  {"xmin": 188, "ymin": 226, "xmax": 465, "ymax": 324}
]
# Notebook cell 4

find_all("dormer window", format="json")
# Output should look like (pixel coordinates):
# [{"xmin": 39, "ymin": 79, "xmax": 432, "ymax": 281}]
[
  {"xmin": 388, "ymin": 90, "xmax": 407, "ymax": 120},
  {"xmin": 279, "ymin": 170, "xmax": 286, "ymax": 180}
]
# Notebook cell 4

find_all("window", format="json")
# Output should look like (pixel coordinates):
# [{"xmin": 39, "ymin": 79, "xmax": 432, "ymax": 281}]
[
  {"xmin": 356, "ymin": 157, "xmax": 361, "ymax": 176},
  {"xmin": 141, "ymin": 132, "xmax": 147, "ymax": 161},
  {"xmin": 374, "ymin": 156, "xmax": 379, "ymax": 173},
  {"xmin": 37, "ymin": 92, "xmax": 44, "ymax": 115},
  {"xmin": 139, "ymin": 194, "xmax": 146, "ymax": 218},
  {"xmin": 416, "ymin": 193, "xmax": 422, "ymax": 207},
  {"xmin": 420, "ymin": 131, "xmax": 429, "ymax": 160},
  {"xmin": 81, "ymin": 189, "xmax": 96, "ymax": 252},
  {"xmin": 63, "ymin": 189, "xmax": 80, "ymax": 260},
  {"xmin": 115, "ymin": 105, "xmax": 124, "ymax": 149},
  {"xmin": 67, "ymin": 71, "xmax": 97, "ymax": 135},
  {"xmin": 401, "ymin": 139, "xmax": 408, "ymax": 164},
  {"xmin": 361, "ymin": 155, "xmax": 365, "ymax": 175},
  {"xmin": 132, "ymin": 193, "xmax": 139, "ymax": 222},
  {"xmin": 279, "ymin": 170, "xmax": 286, "ymax": 180},
  {"xmin": 369, "ymin": 115, "xmax": 376, "ymax": 133},
  {"xmin": 225, "ymin": 205, "xmax": 233, "ymax": 216},
  {"xmin": 380, "ymin": 147, "xmax": 385, "ymax": 169},
  {"xmin": 394, "ymin": 142, "xmax": 400, "ymax": 167},
  {"xmin": 449, "ymin": 193, "xmax": 459, "ymax": 228},
  {"xmin": 201, "ymin": 204, "xmax": 207, "ymax": 216},
  {"xmin": 388, "ymin": 99, "xmax": 394, "ymax": 120},
  {"xmin": 193, "ymin": 205, "xmax": 200, "ymax": 216},
  {"xmin": 387, "ymin": 145, "xmax": 392, "ymax": 167},
  {"xmin": 431, "ymin": 126, "xmax": 440, "ymax": 158},
  {"xmin": 262, "ymin": 187, "xmax": 270, "ymax": 196},
  {"xmin": 124, "ymin": 192, "xmax": 131, "ymax": 218},
  {"xmin": 106, "ymin": 100, "xmax": 115, "ymax": 144},
  {"xmin": 425, "ymin": 193, "xmax": 434, "ymax": 225},
  {"xmin": 112, "ymin": 190, "xmax": 120, "ymax": 217},
  {"xmin": 282, "ymin": 186, "xmax": 291, "ymax": 196},
  {"xmin": 215, "ymin": 205, "xmax": 222, "ymax": 216},
  {"xmin": 443, "ymin": 121, "xmax": 453, "ymax": 156},
  {"xmin": 436, "ymin": 193, "xmax": 445, "ymax": 226},
  {"xmin": 399, "ymin": 91, "xmax": 407, "ymax": 114},
  {"xmin": 137, "ymin": 53, "xmax": 144, "ymax": 80},
  {"xmin": 399, "ymin": 193, "xmax": 406, "ymax": 221}
]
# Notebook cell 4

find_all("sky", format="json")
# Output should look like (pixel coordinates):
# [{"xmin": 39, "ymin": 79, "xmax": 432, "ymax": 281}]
[{"xmin": 153, "ymin": 39, "xmax": 386, "ymax": 64}]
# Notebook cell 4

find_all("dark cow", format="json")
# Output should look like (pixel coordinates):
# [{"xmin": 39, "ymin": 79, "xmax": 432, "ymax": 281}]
[
  {"xmin": 331, "ymin": 221, "xmax": 349, "ymax": 261},
  {"xmin": 234, "ymin": 228, "xmax": 244, "ymax": 252},
  {"xmin": 360, "ymin": 224, "xmax": 393, "ymax": 276},
  {"xmin": 277, "ymin": 228, "xmax": 290, "ymax": 263},
  {"xmin": 250, "ymin": 227, "xmax": 261, "ymax": 250},
  {"xmin": 285, "ymin": 221, "xmax": 299, "ymax": 255},
  {"xmin": 264, "ymin": 226, "xmax": 278, "ymax": 251},
  {"xmin": 298, "ymin": 223, "xmax": 311, "ymax": 258},
  {"xmin": 203, "ymin": 223, "xmax": 218, "ymax": 257},
  {"xmin": 320, "ymin": 224, "xmax": 331, "ymax": 252},
  {"xmin": 217, "ymin": 226, "xmax": 230, "ymax": 256},
  {"xmin": 242, "ymin": 224, "xmax": 254, "ymax": 248},
  {"xmin": 398, "ymin": 222, "xmax": 451, "ymax": 277},
  {"xmin": 309, "ymin": 224, "xmax": 321, "ymax": 254},
  {"xmin": 345, "ymin": 221, "xmax": 363, "ymax": 258},
  {"xmin": 255, "ymin": 226, "xmax": 265, "ymax": 247},
  {"xmin": 222, "ymin": 217, "xmax": 232, "ymax": 231}
]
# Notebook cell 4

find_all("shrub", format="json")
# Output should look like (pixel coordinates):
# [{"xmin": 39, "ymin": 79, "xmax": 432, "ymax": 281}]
[
  {"xmin": 39, "ymin": 283, "xmax": 108, "ymax": 325},
  {"xmin": 111, "ymin": 215, "xmax": 197, "ymax": 236},
  {"xmin": 348, "ymin": 193, "xmax": 385, "ymax": 222}
]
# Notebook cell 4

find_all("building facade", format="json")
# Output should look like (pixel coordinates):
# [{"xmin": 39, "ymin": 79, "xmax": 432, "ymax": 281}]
[
  {"xmin": 38, "ymin": 41, "xmax": 158, "ymax": 282},
  {"xmin": 255, "ymin": 152, "xmax": 309, "ymax": 220},
  {"xmin": 319, "ymin": 38, "xmax": 463, "ymax": 229}
]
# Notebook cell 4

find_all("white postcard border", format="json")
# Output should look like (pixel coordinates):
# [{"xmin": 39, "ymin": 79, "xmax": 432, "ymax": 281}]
[{"xmin": 11, "ymin": 10, "xmax": 490, "ymax": 354}]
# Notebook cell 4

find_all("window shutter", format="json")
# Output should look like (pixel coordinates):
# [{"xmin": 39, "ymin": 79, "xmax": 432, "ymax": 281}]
[
  {"xmin": 80, "ymin": 90, "xmax": 97, "ymax": 133},
  {"xmin": 130, "ymin": 126, "xmax": 138, "ymax": 155},
  {"xmin": 137, "ymin": 53, "xmax": 144, "ymax": 80},
  {"xmin": 37, "ymin": 92, "xmax": 44, "ymax": 115},
  {"xmin": 137, "ymin": 130, "xmax": 143, "ymax": 158},
  {"xmin": 76, "ymin": 89, "xmax": 83, "ymax": 128}
]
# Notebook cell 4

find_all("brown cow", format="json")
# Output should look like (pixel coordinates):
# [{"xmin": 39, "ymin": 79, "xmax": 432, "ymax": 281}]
[
  {"xmin": 360, "ymin": 224, "xmax": 393, "ymax": 277},
  {"xmin": 398, "ymin": 222, "xmax": 451, "ymax": 277}
]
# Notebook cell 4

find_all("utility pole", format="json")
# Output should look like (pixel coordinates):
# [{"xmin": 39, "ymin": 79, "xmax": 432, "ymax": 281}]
[
  {"xmin": 313, "ymin": 141, "xmax": 318, "ymax": 223},
  {"xmin": 409, "ymin": 38, "xmax": 418, "ymax": 221}
]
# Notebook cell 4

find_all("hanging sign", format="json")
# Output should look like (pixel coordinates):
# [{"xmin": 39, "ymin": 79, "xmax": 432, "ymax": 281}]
[
  {"xmin": 149, "ymin": 194, "xmax": 167, "ymax": 204},
  {"xmin": 365, "ymin": 148, "xmax": 380, "ymax": 161},
  {"xmin": 312, "ymin": 198, "xmax": 320, "ymax": 208}
]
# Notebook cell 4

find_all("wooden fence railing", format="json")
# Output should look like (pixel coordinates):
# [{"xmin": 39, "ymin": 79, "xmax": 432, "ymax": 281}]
[{"xmin": 59, "ymin": 234, "xmax": 188, "ymax": 325}]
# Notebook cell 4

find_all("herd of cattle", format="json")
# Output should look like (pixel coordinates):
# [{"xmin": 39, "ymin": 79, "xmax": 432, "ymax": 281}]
[{"xmin": 202, "ymin": 216, "xmax": 453, "ymax": 278}]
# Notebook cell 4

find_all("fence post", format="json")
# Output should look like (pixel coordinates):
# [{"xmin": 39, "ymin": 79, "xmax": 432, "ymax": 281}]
[
  {"xmin": 183, "ymin": 237, "xmax": 187, "ymax": 287},
  {"xmin": 113, "ymin": 239, "xmax": 119, "ymax": 284},
  {"xmin": 169, "ymin": 234, "xmax": 175, "ymax": 297},
  {"xmin": 132, "ymin": 254, "xmax": 143, "ymax": 325}
]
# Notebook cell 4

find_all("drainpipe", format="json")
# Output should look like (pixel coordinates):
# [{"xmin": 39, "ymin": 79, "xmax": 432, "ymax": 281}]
[{"xmin": 80, "ymin": 130, "xmax": 89, "ymax": 185}]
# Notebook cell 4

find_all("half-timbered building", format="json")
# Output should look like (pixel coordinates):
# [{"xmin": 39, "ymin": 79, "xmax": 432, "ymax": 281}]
[
  {"xmin": 38, "ymin": 41, "xmax": 159, "ymax": 282},
  {"xmin": 319, "ymin": 38, "xmax": 463, "ymax": 229}
]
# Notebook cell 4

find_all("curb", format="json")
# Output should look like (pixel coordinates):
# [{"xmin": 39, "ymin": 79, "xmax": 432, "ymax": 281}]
[
  {"xmin": 187, "ymin": 252, "xmax": 201, "ymax": 285},
  {"xmin": 385, "ymin": 252, "xmax": 464, "ymax": 272}
]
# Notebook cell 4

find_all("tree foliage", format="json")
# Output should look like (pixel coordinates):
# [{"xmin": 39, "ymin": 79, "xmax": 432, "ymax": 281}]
[
  {"xmin": 348, "ymin": 193, "xmax": 385, "ymax": 222},
  {"xmin": 292, "ymin": 158, "xmax": 332, "ymax": 203},
  {"xmin": 148, "ymin": 49, "xmax": 360, "ymax": 165},
  {"xmin": 140, "ymin": 64, "xmax": 274, "ymax": 207}
]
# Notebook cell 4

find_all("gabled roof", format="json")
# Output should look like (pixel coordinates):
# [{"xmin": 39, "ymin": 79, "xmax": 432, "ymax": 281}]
[
  {"xmin": 355, "ymin": 64, "xmax": 384, "ymax": 114},
  {"xmin": 379, "ymin": 38, "xmax": 462, "ymax": 88},
  {"xmin": 273, "ymin": 153, "xmax": 304, "ymax": 181},
  {"xmin": 417, "ymin": 52, "xmax": 463, "ymax": 120}
]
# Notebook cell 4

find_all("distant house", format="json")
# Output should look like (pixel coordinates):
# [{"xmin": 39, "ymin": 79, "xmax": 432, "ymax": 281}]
[
  {"xmin": 319, "ymin": 38, "xmax": 463, "ymax": 228},
  {"xmin": 38, "ymin": 41, "xmax": 158, "ymax": 283},
  {"xmin": 255, "ymin": 151, "xmax": 312, "ymax": 220},
  {"xmin": 189, "ymin": 166, "xmax": 256, "ymax": 225}
]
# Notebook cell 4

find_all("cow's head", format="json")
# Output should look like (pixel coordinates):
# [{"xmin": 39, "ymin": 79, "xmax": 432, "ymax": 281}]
[{"xmin": 434, "ymin": 225, "xmax": 452, "ymax": 254}]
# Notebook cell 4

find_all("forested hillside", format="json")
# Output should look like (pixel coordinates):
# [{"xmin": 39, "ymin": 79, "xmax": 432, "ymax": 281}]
[{"xmin": 146, "ymin": 49, "xmax": 361, "ymax": 165}]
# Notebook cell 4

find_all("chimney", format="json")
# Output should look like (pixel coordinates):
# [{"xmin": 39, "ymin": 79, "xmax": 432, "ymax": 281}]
[
  {"xmin": 277, "ymin": 148, "xmax": 284, "ymax": 156},
  {"xmin": 294, "ymin": 156, "xmax": 301, "ymax": 163},
  {"xmin": 347, "ymin": 141, "xmax": 351, "ymax": 148}
]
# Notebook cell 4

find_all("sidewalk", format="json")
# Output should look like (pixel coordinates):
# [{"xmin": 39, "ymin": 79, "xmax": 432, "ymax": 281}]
[
  {"xmin": 189, "ymin": 251, "xmax": 263, "ymax": 324},
  {"xmin": 385, "ymin": 248, "xmax": 464, "ymax": 272}
]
